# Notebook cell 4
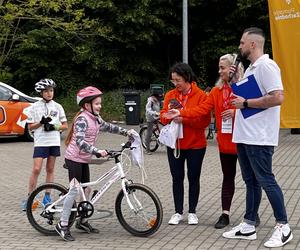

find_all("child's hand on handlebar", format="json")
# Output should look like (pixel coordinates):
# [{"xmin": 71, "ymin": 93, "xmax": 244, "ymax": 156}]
[
  {"xmin": 96, "ymin": 150, "xmax": 108, "ymax": 158},
  {"xmin": 126, "ymin": 128, "xmax": 137, "ymax": 136}
]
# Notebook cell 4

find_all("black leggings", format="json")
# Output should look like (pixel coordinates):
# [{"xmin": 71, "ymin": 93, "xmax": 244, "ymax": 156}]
[
  {"xmin": 219, "ymin": 152, "xmax": 237, "ymax": 211},
  {"xmin": 65, "ymin": 158, "xmax": 90, "ymax": 183},
  {"xmin": 167, "ymin": 147, "xmax": 206, "ymax": 214}
]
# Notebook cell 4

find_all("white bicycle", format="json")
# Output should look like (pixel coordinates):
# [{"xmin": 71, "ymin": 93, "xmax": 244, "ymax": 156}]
[{"xmin": 26, "ymin": 140, "xmax": 163, "ymax": 237}]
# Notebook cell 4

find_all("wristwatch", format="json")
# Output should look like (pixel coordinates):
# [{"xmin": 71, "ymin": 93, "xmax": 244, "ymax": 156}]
[{"xmin": 243, "ymin": 99, "xmax": 248, "ymax": 108}]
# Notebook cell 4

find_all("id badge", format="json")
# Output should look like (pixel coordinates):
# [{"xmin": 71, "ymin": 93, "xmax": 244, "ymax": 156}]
[{"xmin": 221, "ymin": 118, "xmax": 233, "ymax": 134}]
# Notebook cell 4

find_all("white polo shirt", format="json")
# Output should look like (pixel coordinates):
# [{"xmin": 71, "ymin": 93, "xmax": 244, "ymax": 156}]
[
  {"xmin": 232, "ymin": 54, "xmax": 283, "ymax": 146},
  {"xmin": 27, "ymin": 99, "xmax": 67, "ymax": 147}
]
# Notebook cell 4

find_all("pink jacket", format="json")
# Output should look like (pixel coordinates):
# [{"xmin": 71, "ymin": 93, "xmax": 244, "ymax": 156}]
[{"xmin": 65, "ymin": 110, "xmax": 127, "ymax": 163}]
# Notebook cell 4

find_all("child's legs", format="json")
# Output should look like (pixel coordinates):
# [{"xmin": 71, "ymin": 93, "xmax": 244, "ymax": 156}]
[
  {"xmin": 61, "ymin": 178, "xmax": 80, "ymax": 225},
  {"xmin": 145, "ymin": 122, "xmax": 154, "ymax": 151},
  {"xmin": 45, "ymin": 146, "xmax": 60, "ymax": 183},
  {"xmin": 61, "ymin": 160, "xmax": 91, "ymax": 225},
  {"xmin": 45, "ymin": 156, "xmax": 56, "ymax": 183},
  {"xmin": 66, "ymin": 159, "xmax": 90, "ymax": 199},
  {"xmin": 29, "ymin": 157, "xmax": 43, "ymax": 193}
]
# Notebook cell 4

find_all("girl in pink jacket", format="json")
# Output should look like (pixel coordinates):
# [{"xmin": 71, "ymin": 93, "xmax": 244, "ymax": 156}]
[{"xmin": 56, "ymin": 86, "xmax": 129, "ymax": 241}]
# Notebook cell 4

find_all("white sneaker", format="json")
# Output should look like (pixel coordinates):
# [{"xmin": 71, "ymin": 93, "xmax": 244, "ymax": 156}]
[
  {"xmin": 264, "ymin": 223, "xmax": 293, "ymax": 248},
  {"xmin": 188, "ymin": 213, "xmax": 198, "ymax": 225},
  {"xmin": 168, "ymin": 213, "xmax": 183, "ymax": 225},
  {"xmin": 222, "ymin": 222, "xmax": 256, "ymax": 240}
]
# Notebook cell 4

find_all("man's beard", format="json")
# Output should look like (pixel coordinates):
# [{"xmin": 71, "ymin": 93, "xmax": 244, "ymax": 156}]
[{"xmin": 240, "ymin": 49, "xmax": 250, "ymax": 60}]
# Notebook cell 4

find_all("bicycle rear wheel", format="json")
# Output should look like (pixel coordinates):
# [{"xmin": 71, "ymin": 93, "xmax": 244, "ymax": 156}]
[
  {"xmin": 139, "ymin": 126, "xmax": 159, "ymax": 152},
  {"xmin": 115, "ymin": 183, "xmax": 163, "ymax": 237},
  {"xmin": 26, "ymin": 183, "xmax": 77, "ymax": 236}
]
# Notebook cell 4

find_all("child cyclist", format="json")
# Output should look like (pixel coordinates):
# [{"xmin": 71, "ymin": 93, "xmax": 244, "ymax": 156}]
[
  {"xmin": 144, "ymin": 88, "xmax": 162, "ymax": 154},
  {"xmin": 56, "ymin": 86, "xmax": 134, "ymax": 241},
  {"xmin": 22, "ymin": 79, "xmax": 68, "ymax": 211}
]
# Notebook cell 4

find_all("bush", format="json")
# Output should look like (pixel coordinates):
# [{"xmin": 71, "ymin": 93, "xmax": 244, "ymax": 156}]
[{"xmin": 56, "ymin": 89, "xmax": 151, "ymax": 123}]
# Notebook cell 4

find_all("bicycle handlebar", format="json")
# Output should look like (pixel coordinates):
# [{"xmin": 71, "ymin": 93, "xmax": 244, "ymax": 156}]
[{"xmin": 95, "ymin": 139, "xmax": 134, "ymax": 160}]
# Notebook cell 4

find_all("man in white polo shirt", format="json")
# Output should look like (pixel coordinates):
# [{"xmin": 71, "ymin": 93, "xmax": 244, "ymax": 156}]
[{"xmin": 222, "ymin": 27, "xmax": 293, "ymax": 248}]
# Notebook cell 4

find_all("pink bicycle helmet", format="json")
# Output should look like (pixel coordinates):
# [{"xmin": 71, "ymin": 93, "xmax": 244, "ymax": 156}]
[{"xmin": 77, "ymin": 86, "xmax": 102, "ymax": 106}]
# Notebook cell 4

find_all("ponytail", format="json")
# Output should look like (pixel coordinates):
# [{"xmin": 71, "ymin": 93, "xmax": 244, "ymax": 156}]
[{"xmin": 64, "ymin": 110, "xmax": 82, "ymax": 146}]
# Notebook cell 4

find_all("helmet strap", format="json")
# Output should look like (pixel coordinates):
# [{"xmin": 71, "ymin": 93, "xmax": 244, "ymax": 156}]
[
  {"xmin": 83, "ymin": 101, "xmax": 98, "ymax": 117},
  {"xmin": 90, "ymin": 101, "xmax": 98, "ymax": 116}
]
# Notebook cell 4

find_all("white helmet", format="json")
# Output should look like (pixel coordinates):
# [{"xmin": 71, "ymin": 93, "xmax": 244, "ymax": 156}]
[{"xmin": 35, "ymin": 78, "xmax": 56, "ymax": 93}]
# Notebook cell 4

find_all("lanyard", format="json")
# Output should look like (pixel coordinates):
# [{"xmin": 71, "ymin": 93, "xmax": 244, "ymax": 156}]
[
  {"xmin": 222, "ymin": 83, "xmax": 232, "ymax": 109},
  {"xmin": 44, "ymin": 102, "xmax": 49, "ymax": 116},
  {"xmin": 178, "ymin": 88, "xmax": 192, "ymax": 108}
]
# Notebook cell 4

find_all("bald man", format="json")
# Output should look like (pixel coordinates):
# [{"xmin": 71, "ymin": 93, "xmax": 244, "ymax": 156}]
[{"xmin": 222, "ymin": 27, "xmax": 293, "ymax": 248}]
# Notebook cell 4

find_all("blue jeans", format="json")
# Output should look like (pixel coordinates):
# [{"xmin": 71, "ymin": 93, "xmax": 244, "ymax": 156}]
[{"xmin": 237, "ymin": 143, "xmax": 288, "ymax": 225}]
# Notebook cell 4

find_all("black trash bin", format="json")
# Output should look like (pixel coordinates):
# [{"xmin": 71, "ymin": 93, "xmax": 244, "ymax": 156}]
[{"xmin": 123, "ymin": 91, "xmax": 141, "ymax": 125}]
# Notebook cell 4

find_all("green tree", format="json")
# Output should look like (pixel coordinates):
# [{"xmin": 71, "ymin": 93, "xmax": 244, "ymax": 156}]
[{"xmin": 0, "ymin": 0, "xmax": 270, "ymax": 95}]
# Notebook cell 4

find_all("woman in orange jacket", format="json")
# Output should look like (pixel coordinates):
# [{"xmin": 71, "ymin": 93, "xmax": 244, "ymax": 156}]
[
  {"xmin": 164, "ymin": 54, "xmax": 245, "ymax": 229},
  {"xmin": 160, "ymin": 62, "xmax": 210, "ymax": 225}
]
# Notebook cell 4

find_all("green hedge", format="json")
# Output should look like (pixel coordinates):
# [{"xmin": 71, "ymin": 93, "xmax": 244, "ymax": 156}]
[{"xmin": 56, "ymin": 89, "xmax": 151, "ymax": 123}]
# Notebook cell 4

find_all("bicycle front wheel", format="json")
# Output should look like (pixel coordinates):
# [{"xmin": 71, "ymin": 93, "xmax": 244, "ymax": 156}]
[
  {"xmin": 115, "ymin": 183, "xmax": 163, "ymax": 237},
  {"xmin": 26, "ymin": 183, "xmax": 77, "ymax": 236},
  {"xmin": 139, "ymin": 126, "xmax": 159, "ymax": 152}
]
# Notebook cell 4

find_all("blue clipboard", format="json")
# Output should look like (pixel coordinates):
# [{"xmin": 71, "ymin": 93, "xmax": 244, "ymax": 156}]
[{"xmin": 231, "ymin": 74, "xmax": 265, "ymax": 119}]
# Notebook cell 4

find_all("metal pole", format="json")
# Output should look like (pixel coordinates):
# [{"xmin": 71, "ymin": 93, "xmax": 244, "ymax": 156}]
[{"xmin": 182, "ymin": 0, "xmax": 188, "ymax": 63}]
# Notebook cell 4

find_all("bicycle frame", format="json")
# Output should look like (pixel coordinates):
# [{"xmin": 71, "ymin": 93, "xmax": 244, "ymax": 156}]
[{"xmin": 45, "ymin": 160, "xmax": 137, "ymax": 214}]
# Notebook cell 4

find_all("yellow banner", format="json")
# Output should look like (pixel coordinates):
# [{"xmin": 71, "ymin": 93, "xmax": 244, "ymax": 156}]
[{"xmin": 268, "ymin": 0, "xmax": 300, "ymax": 128}]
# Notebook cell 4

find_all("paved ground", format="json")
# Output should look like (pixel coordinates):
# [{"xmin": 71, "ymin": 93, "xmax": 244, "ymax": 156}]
[{"xmin": 0, "ymin": 126, "xmax": 299, "ymax": 250}]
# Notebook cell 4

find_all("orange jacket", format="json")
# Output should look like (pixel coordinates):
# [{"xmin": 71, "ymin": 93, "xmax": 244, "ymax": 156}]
[
  {"xmin": 160, "ymin": 82, "xmax": 210, "ymax": 149},
  {"xmin": 180, "ymin": 85, "xmax": 237, "ymax": 154}
]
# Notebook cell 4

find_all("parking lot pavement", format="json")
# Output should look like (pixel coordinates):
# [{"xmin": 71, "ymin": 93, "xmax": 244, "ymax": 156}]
[{"xmin": 0, "ymin": 127, "xmax": 299, "ymax": 249}]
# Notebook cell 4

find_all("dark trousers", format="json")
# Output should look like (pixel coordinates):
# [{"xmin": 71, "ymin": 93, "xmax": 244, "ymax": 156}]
[
  {"xmin": 167, "ymin": 147, "xmax": 206, "ymax": 214},
  {"xmin": 219, "ymin": 152, "xmax": 237, "ymax": 211},
  {"xmin": 65, "ymin": 158, "xmax": 90, "ymax": 183}
]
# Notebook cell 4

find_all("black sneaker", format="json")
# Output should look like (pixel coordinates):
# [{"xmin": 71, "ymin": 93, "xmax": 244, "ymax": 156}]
[
  {"xmin": 255, "ymin": 214, "xmax": 260, "ymax": 227},
  {"xmin": 76, "ymin": 220, "xmax": 99, "ymax": 234},
  {"xmin": 215, "ymin": 214, "xmax": 229, "ymax": 229},
  {"xmin": 55, "ymin": 222, "xmax": 75, "ymax": 241}
]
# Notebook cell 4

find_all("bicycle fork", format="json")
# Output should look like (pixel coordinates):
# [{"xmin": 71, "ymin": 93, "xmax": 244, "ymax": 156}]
[{"xmin": 121, "ymin": 179, "xmax": 143, "ymax": 213}]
